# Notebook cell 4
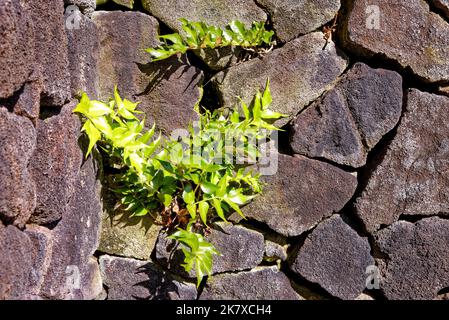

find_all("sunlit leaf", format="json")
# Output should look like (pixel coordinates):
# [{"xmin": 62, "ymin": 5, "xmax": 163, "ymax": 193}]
[
  {"xmin": 182, "ymin": 184, "xmax": 195, "ymax": 204},
  {"xmin": 198, "ymin": 201, "xmax": 209, "ymax": 225},
  {"xmin": 144, "ymin": 19, "xmax": 273, "ymax": 62},
  {"xmin": 187, "ymin": 203, "xmax": 197, "ymax": 219},
  {"xmin": 200, "ymin": 182, "xmax": 218, "ymax": 195},
  {"xmin": 82, "ymin": 120, "xmax": 100, "ymax": 158},
  {"xmin": 261, "ymin": 79, "xmax": 272, "ymax": 108},
  {"xmin": 212, "ymin": 198, "xmax": 227, "ymax": 222}
]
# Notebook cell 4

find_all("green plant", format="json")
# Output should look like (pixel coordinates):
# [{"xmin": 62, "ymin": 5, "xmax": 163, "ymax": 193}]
[
  {"xmin": 146, "ymin": 19, "xmax": 274, "ymax": 62},
  {"xmin": 74, "ymin": 81, "xmax": 284, "ymax": 286}
]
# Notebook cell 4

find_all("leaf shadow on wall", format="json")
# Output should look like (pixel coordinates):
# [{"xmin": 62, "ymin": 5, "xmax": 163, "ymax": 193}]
[
  {"xmin": 136, "ymin": 54, "xmax": 203, "ymax": 96},
  {"xmin": 133, "ymin": 263, "xmax": 183, "ymax": 300}
]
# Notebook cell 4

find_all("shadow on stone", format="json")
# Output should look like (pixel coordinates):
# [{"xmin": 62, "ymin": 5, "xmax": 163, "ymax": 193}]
[
  {"xmin": 137, "ymin": 55, "xmax": 202, "ymax": 96},
  {"xmin": 133, "ymin": 263, "xmax": 182, "ymax": 300}
]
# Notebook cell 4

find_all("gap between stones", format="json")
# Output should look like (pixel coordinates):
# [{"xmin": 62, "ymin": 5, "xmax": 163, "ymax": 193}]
[{"xmin": 427, "ymin": 0, "xmax": 449, "ymax": 24}]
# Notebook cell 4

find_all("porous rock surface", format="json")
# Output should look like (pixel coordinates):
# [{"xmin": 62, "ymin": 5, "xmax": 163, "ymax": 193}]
[{"xmin": 1, "ymin": 0, "xmax": 449, "ymax": 301}]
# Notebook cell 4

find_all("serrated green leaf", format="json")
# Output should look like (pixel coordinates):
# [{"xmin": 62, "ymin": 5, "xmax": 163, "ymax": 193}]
[
  {"xmin": 180, "ymin": 19, "xmax": 199, "ymax": 47},
  {"xmin": 223, "ymin": 198, "xmax": 245, "ymax": 219},
  {"xmin": 212, "ymin": 198, "xmax": 227, "ymax": 222},
  {"xmin": 73, "ymin": 93, "xmax": 90, "ymax": 116},
  {"xmin": 160, "ymin": 33, "xmax": 183, "ymax": 45},
  {"xmin": 230, "ymin": 110, "xmax": 240, "ymax": 123},
  {"xmin": 261, "ymin": 79, "xmax": 272, "ymax": 108},
  {"xmin": 229, "ymin": 20, "xmax": 245, "ymax": 38},
  {"xmin": 239, "ymin": 97, "xmax": 250, "ymax": 120},
  {"xmin": 198, "ymin": 201, "xmax": 209, "ymax": 225},
  {"xmin": 252, "ymin": 91, "xmax": 262, "ymax": 122},
  {"xmin": 261, "ymin": 109, "xmax": 287, "ymax": 120},
  {"xmin": 91, "ymin": 116, "xmax": 112, "ymax": 137},
  {"xmin": 82, "ymin": 120, "xmax": 100, "ymax": 158},
  {"xmin": 89, "ymin": 100, "xmax": 112, "ymax": 117},
  {"xmin": 146, "ymin": 48, "xmax": 174, "ymax": 61},
  {"xmin": 168, "ymin": 228, "xmax": 219, "ymax": 287},
  {"xmin": 131, "ymin": 206, "xmax": 148, "ymax": 217}
]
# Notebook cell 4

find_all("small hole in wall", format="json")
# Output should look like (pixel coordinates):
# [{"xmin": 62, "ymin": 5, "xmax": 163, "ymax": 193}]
[
  {"xmin": 39, "ymin": 105, "xmax": 62, "ymax": 120},
  {"xmin": 156, "ymin": 19, "xmax": 176, "ymax": 36},
  {"xmin": 41, "ymin": 218, "xmax": 62, "ymax": 230},
  {"xmin": 437, "ymin": 287, "xmax": 449, "ymax": 297},
  {"xmin": 277, "ymin": 123, "xmax": 294, "ymax": 156},
  {"xmin": 0, "ymin": 86, "xmax": 23, "ymax": 113},
  {"xmin": 95, "ymin": 1, "xmax": 134, "ymax": 12},
  {"xmin": 183, "ymin": 51, "xmax": 222, "ymax": 112}
]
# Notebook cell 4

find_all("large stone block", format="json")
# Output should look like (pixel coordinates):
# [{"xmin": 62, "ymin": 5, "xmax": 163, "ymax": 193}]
[
  {"xmin": 92, "ymin": 11, "xmax": 203, "ymax": 135},
  {"xmin": 355, "ymin": 90, "xmax": 449, "ymax": 233},
  {"xmin": 213, "ymin": 32, "xmax": 348, "ymax": 125},
  {"xmin": 27, "ymin": 0, "xmax": 71, "ymax": 106},
  {"xmin": 200, "ymin": 266, "xmax": 301, "ymax": 300},
  {"xmin": 341, "ymin": 0, "xmax": 449, "ymax": 83},
  {"xmin": 291, "ymin": 89, "xmax": 366, "ymax": 168},
  {"xmin": 29, "ymin": 103, "xmax": 83, "ymax": 226},
  {"xmin": 0, "ymin": 225, "xmax": 52, "ymax": 299},
  {"xmin": 240, "ymin": 154, "xmax": 357, "ymax": 237},
  {"xmin": 98, "ymin": 192, "xmax": 162, "ymax": 260},
  {"xmin": 39, "ymin": 155, "xmax": 103, "ymax": 300},
  {"xmin": 291, "ymin": 63, "xmax": 403, "ymax": 168},
  {"xmin": 0, "ymin": 0, "xmax": 35, "ymax": 99},
  {"xmin": 290, "ymin": 215, "xmax": 374, "ymax": 300},
  {"xmin": 374, "ymin": 217, "xmax": 449, "ymax": 300},
  {"xmin": 66, "ymin": 9, "xmax": 99, "ymax": 98},
  {"xmin": 0, "ymin": 108, "xmax": 36, "ymax": 226},
  {"xmin": 256, "ymin": 0, "xmax": 341, "ymax": 42},
  {"xmin": 99, "ymin": 255, "xmax": 197, "ymax": 300},
  {"xmin": 141, "ymin": 0, "xmax": 267, "ymax": 32}
]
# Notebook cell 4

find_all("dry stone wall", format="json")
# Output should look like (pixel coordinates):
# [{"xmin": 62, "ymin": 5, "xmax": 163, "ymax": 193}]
[{"xmin": 1, "ymin": 0, "xmax": 449, "ymax": 300}]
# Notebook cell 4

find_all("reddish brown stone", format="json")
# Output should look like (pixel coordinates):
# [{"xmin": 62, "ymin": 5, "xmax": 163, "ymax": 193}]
[
  {"xmin": 26, "ymin": 0, "xmax": 71, "ymax": 106},
  {"xmin": 341, "ymin": 0, "xmax": 449, "ymax": 83},
  {"xmin": 29, "ymin": 102, "xmax": 83, "ymax": 226},
  {"xmin": 11, "ymin": 71, "xmax": 42, "ymax": 121},
  {"xmin": 92, "ymin": 11, "xmax": 203, "ymax": 135},
  {"xmin": 39, "ymin": 155, "xmax": 103, "ymax": 300},
  {"xmin": 0, "ymin": 108, "xmax": 36, "ymax": 226},
  {"xmin": 0, "ymin": 0, "xmax": 35, "ymax": 99},
  {"xmin": 66, "ymin": 10, "xmax": 99, "ymax": 98},
  {"xmin": 0, "ymin": 224, "xmax": 52, "ymax": 299}
]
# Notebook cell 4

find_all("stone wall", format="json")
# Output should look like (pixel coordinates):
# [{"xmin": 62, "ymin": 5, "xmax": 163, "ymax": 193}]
[{"xmin": 1, "ymin": 0, "xmax": 449, "ymax": 300}]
